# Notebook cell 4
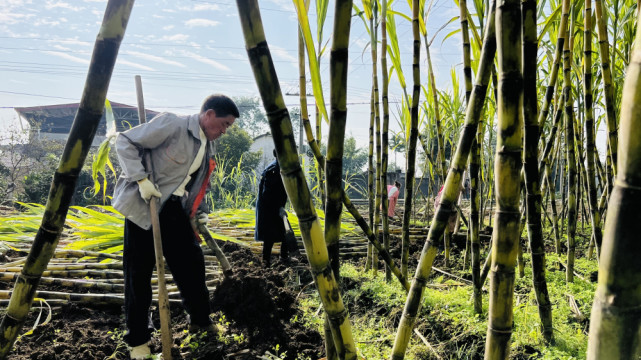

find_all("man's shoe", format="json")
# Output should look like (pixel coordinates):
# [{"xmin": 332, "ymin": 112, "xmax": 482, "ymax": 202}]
[{"xmin": 129, "ymin": 343, "xmax": 151, "ymax": 359}]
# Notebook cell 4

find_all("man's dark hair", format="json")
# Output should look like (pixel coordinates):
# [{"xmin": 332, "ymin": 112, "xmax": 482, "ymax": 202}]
[
  {"xmin": 395, "ymin": 180, "xmax": 401, "ymax": 188},
  {"xmin": 201, "ymin": 94, "xmax": 240, "ymax": 118}
]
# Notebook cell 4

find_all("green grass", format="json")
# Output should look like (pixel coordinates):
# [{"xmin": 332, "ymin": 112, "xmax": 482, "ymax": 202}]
[{"xmin": 298, "ymin": 254, "xmax": 596, "ymax": 359}]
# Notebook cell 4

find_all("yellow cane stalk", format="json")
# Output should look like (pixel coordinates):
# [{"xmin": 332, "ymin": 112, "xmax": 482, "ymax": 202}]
[
  {"xmin": 235, "ymin": 3, "xmax": 356, "ymax": 358},
  {"xmin": 0, "ymin": 2, "xmax": 135, "ymax": 357},
  {"xmin": 587, "ymin": 12, "xmax": 641, "ymax": 358}
]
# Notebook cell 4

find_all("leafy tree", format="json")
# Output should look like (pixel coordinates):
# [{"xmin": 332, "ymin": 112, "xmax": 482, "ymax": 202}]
[
  {"xmin": 343, "ymin": 136, "xmax": 368, "ymax": 176},
  {"xmin": 215, "ymin": 124, "xmax": 261, "ymax": 172},
  {"xmin": 233, "ymin": 96, "xmax": 268, "ymax": 138}
]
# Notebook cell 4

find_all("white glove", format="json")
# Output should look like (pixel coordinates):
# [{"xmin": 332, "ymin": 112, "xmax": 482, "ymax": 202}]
[
  {"xmin": 197, "ymin": 212, "xmax": 209, "ymax": 227},
  {"xmin": 137, "ymin": 178, "xmax": 162, "ymax": 202}
]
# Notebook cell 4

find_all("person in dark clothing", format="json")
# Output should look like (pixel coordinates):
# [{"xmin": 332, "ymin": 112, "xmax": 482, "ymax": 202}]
[{"xmin": 255, "ymin": 152, "xmax": 297, "ymax": 267}]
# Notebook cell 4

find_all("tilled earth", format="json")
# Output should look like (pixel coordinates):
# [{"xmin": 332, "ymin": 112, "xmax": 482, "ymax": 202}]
[{"xmin": 5, "ymin": 243, "xmax": 323, "ymax": 360}]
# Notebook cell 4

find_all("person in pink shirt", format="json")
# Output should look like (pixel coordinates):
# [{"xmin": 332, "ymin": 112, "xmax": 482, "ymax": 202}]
[{"xmin": 387, "ymin": 181, "xmax": 402, "ymax": 219}]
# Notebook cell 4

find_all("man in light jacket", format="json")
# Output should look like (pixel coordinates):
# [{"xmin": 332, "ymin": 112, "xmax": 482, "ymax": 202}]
[{"xmin": 112, "ymin": 94, "xmax": 239, "ymax": 359}]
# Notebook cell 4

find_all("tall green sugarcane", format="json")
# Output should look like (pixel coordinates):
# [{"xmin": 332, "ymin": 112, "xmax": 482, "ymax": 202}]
[
  {"xmin": 324, "ymin": 2, "xmax": 354, "ymax": 356},
  {"xmin": 0, "ymin": 2, "xmax": 135, "ymax": 357},
  {"xmin": 378, "ymin": 0, "xmax": 389, "ymax": 275},
  {"xmin": 295, "ymin": 37, "xmax": 408, "ymax": 291},
  {"xmin": 594, "ymin": 0, "xmax": 618, "ymax": 186},
  {"xmin": 235, "ymin": 3, "xmax": 356, "ymax": 358},
  {"xmin": 587, "ymin": 15, "xmax": 641, "ymax": 358},
  {"xmin": 459, "ymin": 0, "xmax": 473, "ymax": 103},
  {"xmin": 540, "ymin": 103, "xmax": 564, "ymax": 254},
  {"xmin": 583, "ymin": 0, "xmax": 603, "ymax": 259},
  {"xmin": 470, "ymin": 113, "xmax": 485, "ymax": 314},
  {"xmin": 325, "ymin": 0, "xmax": 353, "ymax": 285},
  {"xmin": 389, "ymin": 3, "xmax": 496, "ymax": 357},
  {"xmin": 425, "ymin": 40, "xmax": 447, "ymax": 185},
  {"xmin": 536, "ymin": 0, "xmax": 569, "ymax": 132},
  {"xmin": 521, "ymin": 0, "xmax": 554, "ymax": 343},
  {"xmin": 364, "ymin": 0, "xmax": 379, "ymax": 271},
  {"xmin": 562, "ymin": 15, "xmax": 578, "ymax": 283},
  {"xmin": 484, "ymin": 0, "xmax": 523, "ymax": 356},
  {"xmin": 398, "ymin": 0, "xmax": 421, "ymax": 285}
]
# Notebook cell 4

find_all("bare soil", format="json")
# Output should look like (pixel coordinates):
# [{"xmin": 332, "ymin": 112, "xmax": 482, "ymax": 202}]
[{"xmin": 5, "ymin": 242, "xmax": 323, "ymax": 360}]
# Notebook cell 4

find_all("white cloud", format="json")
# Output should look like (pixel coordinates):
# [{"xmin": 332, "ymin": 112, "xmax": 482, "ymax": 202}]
[
  {"xmin": 118, "ymin": 60, "xmax": 155, "ymax": 71},
  {"xmin": 52, "ymin": 44, "xmax": 72, "ymax": 51},
  {"xmin": 43, "ymin": 51, "xmax": 90, "ymax": 64},
  {"xmin": 270, "ymin": 45, "xmax": 297, "ymax": 63},
  {"xmin": 163, "ymin": 25, "xmax": 175, "ymax": 31},
  {"xmin": 45, "ymin": 1, "xmax": 82, "ymax": 11},
  {"xmin": 180, "ymin": 50, "xmax": 230, "ymax": 72},
  {"xmin": 123, "ymin": 51, "xmax": 186, "ymax": 68},
  {"xmin": 34, "ymin": 18, "xmax": 61, "ymax": 26},
  {"xmin": 177, "ymin": 4, "xmax": 221, "ymax": 11},
  {"xmin": 0, "ymin": 12, "xmax": 35, "ymax": 25},
  {"xmin": 185, "ymin": 19, "xmax": 220, "ymax": 28},
  {"xmin": 161, "ymin": 34, "xmax": 190, "ymax": 42}
]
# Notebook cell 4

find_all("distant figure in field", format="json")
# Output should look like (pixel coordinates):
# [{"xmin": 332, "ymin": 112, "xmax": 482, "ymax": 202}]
[
  {"xmin": 255, "ymin": 150, "xmax": 299, "ymax": 267},
  {"xmin": 387, "ymin": 180, "xmax": 402, "ymax": 219}
]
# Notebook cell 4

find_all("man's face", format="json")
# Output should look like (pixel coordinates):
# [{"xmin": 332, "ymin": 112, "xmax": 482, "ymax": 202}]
[{"xmin": 200, "ymin": 109, "xmax": 236, "ymax": 141}]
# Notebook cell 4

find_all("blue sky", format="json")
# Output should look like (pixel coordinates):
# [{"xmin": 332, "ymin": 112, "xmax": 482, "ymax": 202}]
[{"xmin": 0, "ymin": 0, "xmax": 463, "ymax": 149}]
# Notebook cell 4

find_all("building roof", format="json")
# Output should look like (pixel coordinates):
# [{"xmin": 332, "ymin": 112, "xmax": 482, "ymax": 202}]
[{"xmin": 14, "ymin": 102, "xmax": 159, "ymax": 136}]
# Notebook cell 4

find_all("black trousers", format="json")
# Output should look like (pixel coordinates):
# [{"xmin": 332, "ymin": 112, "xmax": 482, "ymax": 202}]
[{"xmin": 123, "ymin": 196, "xmax": 211, "ymax": 347}]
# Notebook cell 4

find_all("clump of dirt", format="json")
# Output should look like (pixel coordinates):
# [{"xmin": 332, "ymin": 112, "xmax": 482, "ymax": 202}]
[
  {"xmin": 8, "ymin": 241, "xmax": 322, "ymax": 360},
  {"xmin": 209, "ymin": 242, "xmax": 323, "ymax": 359}
]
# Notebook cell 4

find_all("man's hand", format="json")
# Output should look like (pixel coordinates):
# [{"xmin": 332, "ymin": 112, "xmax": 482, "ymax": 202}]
[
  {"xmin": 197, "ymin": 212, "xmax": 209, "ymax": 227},
  {"xmin": 278, "ymin": 207, "xmax": 287, "ymax": 219},
  {"xmin": 137, "ymin": 178, "xmax": 162, "ymax": 202}
]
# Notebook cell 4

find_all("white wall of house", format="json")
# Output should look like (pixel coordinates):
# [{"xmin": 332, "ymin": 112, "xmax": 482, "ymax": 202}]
[{"xmin": 249, "ymin": 133, "xmax": 275, "ymax": 174}]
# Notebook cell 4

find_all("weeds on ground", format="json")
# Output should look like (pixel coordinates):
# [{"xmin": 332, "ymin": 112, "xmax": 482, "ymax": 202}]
[{"xmin": 298, "ymin": 255, "xmax": 595, "ymax": 359}]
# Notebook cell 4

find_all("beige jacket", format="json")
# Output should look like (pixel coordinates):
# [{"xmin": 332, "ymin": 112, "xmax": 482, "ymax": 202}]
[{"xmin": 112, "ymin": 112, "xmax": 214, "ymax": 229}]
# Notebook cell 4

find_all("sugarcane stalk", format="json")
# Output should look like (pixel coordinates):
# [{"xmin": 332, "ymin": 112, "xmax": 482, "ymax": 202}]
[
  {"xmin": 236, "ymin": 2, "xmax": 356, "ymax": 358},
  {"xmin": 397, "ymin": 0, "xmax": 421, "ymax": 283},
  {"xmin": 594, "ymin": 0, "xmax": 618, "ymax": 183},
  {"xmin": 53, "ymin": 250, "xmax": 123, "ymax": 261},
  {"xmin": 522, "ymin": 0, "xmax": 554, "ymax": 343},
  {"xmin": 562, "ymin": 15, "xmax": 577, "ymax": 284},
  {"xmin": 587, "ymin": 15, "xmax": 641, "ymax": 358},
  {"xmin": 389, "ymin": 4, "xmax": 496, "ymax": 358},
  {"xmin": 0, "ymin": 272, "xmax": 124, "ymax": 292},
  {"xmin": 583, "ymin": 0, "xmax": 603, "ymax": 261},
  {"xmin": 0, "ymin": 2, "xmax": 135, "ymax": 357}
]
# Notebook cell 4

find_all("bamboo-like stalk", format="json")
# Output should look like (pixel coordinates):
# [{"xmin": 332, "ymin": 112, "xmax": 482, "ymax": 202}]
[
  {"xmin": 235, "ymin": 2, "xmax": 356, "ymax": 359},
  {"xmin": 587, "ymin": 17, "xmax": 641, "ymax": 357},
  {"xmin": 377, "ymin": 0, "xmax": 388, "ymax": 277},
  {"xmin": 0, "ymin": 2, "xmax": 135, "ymax": 357},
  {"xmin": 459, "ymin": 0, "xmax": 473, "ymax": 103},
  {"xmin": 0, "ymin": 273, "xmax": 124, "ymax": 292},
  {"xmin": 295, "ymin": 45, "xmax": 407, "ymax": 291},
  {"xmin": 521, "ymin": 0, "xmax": 554, "ymax": 343},
  {"xmin": 536, "ymin": 0, "xmax": 569, "ymax": 131},
  {"xmin": 583, "ymin": 0, "xmax": 603, "ymax": 260},
  {"xmin": 544, "ymin": 117, "xmax": 563, "ymax": 254},
  {"xmin": 594, "ymin": 0, "xmax": 618, "ymax": 184},
  {"xmin": 325, "ymin": 0, "xmax": 353, "ymax": 285},
  {"xmin": 399, "ymin": 0, "xmax": 421, "ymax": 285},
  {"xmin": 389, "ymin": 3, "xmax": 496, "ymax": 357},
  {"xmin": 562, "ymin": 17, "xmax": 577, "ymax": 283},
  {"xmin": 366, "ymin": 3, "xmax": 378, "ymax": 270},
  {"xmin": 483, "ymin": 0, "xmax": 523, "ymax": 356}
]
